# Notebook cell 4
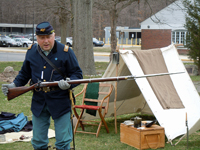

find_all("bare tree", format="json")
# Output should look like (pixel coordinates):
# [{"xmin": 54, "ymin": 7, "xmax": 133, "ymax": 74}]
[
  {"xmin": 93, "ymin": 0, "xmax": 139, "ymax": 54},
  {"xmin": 0, "ymin": 0, "xmax": 177, "ymax": 75},
  {"xmin": 34, "ymin": 0, "xmax": 96, "ymax": 75},
  {"xmin": 36, "ymin": 0, "xmax": 71, "ymax": 45},
  {"xmin": 71, "ymin": 0, "xmax": 96, "ymax": 75},
  {"xmin": 92, "ymin": 8, "xmax": 107, "ymax": 39},
  {"xmin": 92, "ymin": 0, "xmax": 177, "ymax": 54},
  {"xmin": 53, "ymin": 0, "xmax": 71, "ymax": 44},
  {"xmin": 142, "ymin": 0, "xmax": 177, "ymax": 25},
  {"xmin": 0, "ymin": 0, "xmax": 176, "ymax": 36}
]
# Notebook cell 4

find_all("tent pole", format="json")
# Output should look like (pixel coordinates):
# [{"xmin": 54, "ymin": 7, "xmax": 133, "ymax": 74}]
[
  {"xmin": 114, "ymin": 65, "xmax": 118, "ymax": 133},
  {"xmin": 114, "ymin": 46, "xmax": 119, "ymax": 134}
]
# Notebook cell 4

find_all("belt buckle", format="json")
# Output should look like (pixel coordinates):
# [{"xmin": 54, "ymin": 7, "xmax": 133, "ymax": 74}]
[{"xmin": 43, "ymin": 87, "xmax": 50, "ymax": 93}]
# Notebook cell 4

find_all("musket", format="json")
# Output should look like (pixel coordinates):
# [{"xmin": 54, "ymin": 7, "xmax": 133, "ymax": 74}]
[{"xmin": 7, "ymin": 72, "xmax": 184, "ymax": 101}]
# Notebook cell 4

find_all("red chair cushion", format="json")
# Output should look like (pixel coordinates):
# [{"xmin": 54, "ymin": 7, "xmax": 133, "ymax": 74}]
[{"xmin": 74, "ymin": 105, "xmax": 105, "ymax": 110}]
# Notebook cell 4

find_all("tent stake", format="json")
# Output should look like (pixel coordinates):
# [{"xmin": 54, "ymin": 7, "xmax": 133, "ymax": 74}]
[
  {"xmin": 114, "ymin": 69, "xmax": 118, "ymax": 134},
  {"xmin": 186, "ymin": 112, "xmax": 189, "ymax": 149}
]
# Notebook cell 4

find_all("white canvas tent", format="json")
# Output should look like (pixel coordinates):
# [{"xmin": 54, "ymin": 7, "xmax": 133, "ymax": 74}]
[{"xmin": 83, "ymin": 44, "xmax": 200, "ymax": 143}]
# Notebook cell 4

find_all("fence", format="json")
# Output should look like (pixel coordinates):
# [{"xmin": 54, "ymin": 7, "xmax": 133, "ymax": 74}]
[{"xmin": 99, "ymin": 38, "xmax": 141, "ymax": 46}]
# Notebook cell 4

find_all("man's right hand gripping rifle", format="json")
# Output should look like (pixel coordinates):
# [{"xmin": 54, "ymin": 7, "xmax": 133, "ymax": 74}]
[{"xmin": 58, "ymin": 78, "xmax": 71, "ymax": 90}]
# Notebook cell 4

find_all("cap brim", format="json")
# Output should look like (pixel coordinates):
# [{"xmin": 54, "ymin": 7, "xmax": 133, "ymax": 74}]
[{"xmin": 36, "ymin": 32, "xmax": 53, "ymax": 35}]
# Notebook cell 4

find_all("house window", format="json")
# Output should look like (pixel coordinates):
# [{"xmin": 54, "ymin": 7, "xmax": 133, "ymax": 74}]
[{"xmin": 172, "ymin": 31, "xmax": 187, "ymax": 45}]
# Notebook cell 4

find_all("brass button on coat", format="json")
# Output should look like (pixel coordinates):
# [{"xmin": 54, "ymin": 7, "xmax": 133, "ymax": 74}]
[
  {"xmin": 43, "ymin": 66, "xmax": 46, "ymax": 69},
  {"xmin": 43, "ymin": 79, "xmax": 46, "ymax": 82}
]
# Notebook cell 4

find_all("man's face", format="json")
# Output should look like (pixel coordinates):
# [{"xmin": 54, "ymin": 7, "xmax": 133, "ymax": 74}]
[{"xmin": 37, "ymin": 33, "xmax": 55, "ymax": 51}]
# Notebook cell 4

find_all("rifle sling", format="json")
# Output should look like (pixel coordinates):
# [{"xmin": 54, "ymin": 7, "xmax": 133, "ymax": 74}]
[{"xmin": 37, "ymin": 45, "xmax": 66, "ymax": 78}]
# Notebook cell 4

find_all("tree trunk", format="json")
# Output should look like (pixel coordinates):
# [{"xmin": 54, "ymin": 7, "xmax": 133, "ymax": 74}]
[
  {"xmin": 72, "ymin": 0, "xmax": 96, "ymax": 75},
  {"xmin": 60, "ymin": 18, "xmax": 67, "ymax": 45},
  {"xmin": 66, "ymin": 18, "xmax": 71, "ymax": 38},
  {"xmin": 109, "ymin": 9, "xmax": 118, "ymax": 54}
]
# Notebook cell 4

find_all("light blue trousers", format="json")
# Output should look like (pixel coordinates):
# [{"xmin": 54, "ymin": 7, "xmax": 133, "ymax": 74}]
[{"xmin": 31, "ymin": 105, "xmax": 72, "ymax": 150}]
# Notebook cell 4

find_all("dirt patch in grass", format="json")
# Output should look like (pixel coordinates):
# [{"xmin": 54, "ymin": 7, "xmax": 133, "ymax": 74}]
[{"xmin": 0, "ymin": 66, "xmax": 18, "ymax": 83}]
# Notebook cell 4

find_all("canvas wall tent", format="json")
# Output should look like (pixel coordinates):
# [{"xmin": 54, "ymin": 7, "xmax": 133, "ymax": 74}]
[{"xmin": 82, "ymin": 44, "xmax": 200, "ymax": 144}]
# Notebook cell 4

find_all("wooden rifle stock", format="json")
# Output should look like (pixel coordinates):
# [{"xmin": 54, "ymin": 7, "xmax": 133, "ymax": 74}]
[
  {"xmin": 7, "ymin": 76, "xmax": 129, "ymax": 101},
  {"xmin": 7, "ymin": 72, "xmax": 184, "ymax": 101},
  {"xmin": 8, "ymin": 84, "xmax": 37, "ymax": 101}
]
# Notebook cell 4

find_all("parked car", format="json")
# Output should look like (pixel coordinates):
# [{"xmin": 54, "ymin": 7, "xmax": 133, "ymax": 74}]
[
  {"xmin": 55, "ymin": 36, "xmax": 72, "ymax": 47},
  {"xmin": 67, "ymin": 37, "xmax": 72, "ymax": 40},
  {"xmin": 93, "ymin": 38, "xmax": 104, "ymax": 47},
  {"xmin": 13, "ymin": 39, "xmax": 22, "ymax": 47},
  {"xmin": 66, "ymin": 37, "xmax": 72, "ymax": 47},
  {"xmin": 0, "ymin": 36, "xmax": 18, "ymax": 47},
  {"xmin": 14, "ymin": 38, "xmax": 33, "ymax": 47},
  {"xmin": 29, "ymin": 36, "xmax": 38, "ymax": 44},
  {"xmin": 55, "ymin": 36, "xmax": 61, "ymax": 43},
  {"xmin": 9, "ymin": 34, "xmax": 24, "ymax": 39}
]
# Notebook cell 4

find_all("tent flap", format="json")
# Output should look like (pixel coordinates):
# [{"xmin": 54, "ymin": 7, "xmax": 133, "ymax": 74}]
[{"xmin": 133, "ymin": 49, "xmax": 184, "ymax": 109}]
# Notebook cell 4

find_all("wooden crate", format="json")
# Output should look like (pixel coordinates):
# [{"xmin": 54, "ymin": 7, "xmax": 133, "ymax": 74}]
[{"xmin": 120, "ymin": 123, "xmax": 165, "ymax": 150}]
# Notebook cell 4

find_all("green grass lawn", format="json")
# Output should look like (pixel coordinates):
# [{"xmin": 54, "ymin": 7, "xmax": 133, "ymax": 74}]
[
  {"xmin": 1, "ymin": 61, "xmax": 200, "ymax": 150},
  {"xmin": 93, "ymin": 47, "xmax": 111, "ymax": 52}
]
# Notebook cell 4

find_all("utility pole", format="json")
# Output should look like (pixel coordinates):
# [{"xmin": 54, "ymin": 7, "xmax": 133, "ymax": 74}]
[{"xmin": 32, "ymin": 0, "xmax": 35, "ymax": 44}]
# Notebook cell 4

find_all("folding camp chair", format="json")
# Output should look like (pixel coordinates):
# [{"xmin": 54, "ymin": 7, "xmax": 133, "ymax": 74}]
[{"xmin": 73, "ymin": 82, "xmax": 113, "ymax": 137}]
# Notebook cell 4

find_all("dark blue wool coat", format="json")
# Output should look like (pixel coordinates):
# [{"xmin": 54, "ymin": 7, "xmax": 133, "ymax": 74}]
[{"xmin": 13, "ymin": 40, "xmax": 83, "ymax": 119}]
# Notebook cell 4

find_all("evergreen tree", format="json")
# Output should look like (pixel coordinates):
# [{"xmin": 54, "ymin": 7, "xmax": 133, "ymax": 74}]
[{"xmin": 184, "ymin": 0, "xmax": 200, "ymax": 75}]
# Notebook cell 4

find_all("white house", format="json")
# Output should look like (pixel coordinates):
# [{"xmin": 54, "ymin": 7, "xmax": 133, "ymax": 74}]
[{"xmin": 140, "ymin": 0, "xmax": 188, "ymax": 54}]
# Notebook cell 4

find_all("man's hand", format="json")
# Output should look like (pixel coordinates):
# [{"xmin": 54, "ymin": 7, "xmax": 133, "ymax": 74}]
[
  {"xmin": 58, "ymin": 78, "xmax": 71, "ymax": 90},
  {"xmin": 1, "ymin": 83, "xmax": 16, "ymax": 96}
]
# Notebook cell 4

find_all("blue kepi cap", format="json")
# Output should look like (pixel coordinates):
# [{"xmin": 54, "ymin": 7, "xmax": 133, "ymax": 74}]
[{"xmin": 36, "ymin": 21, "xmax": 54, "ymax": 35}]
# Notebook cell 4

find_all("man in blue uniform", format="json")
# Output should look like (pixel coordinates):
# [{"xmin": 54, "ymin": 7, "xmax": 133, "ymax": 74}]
[{"xmin": 2, "ymin": 21, "xmax": 83, "ymax": 150}]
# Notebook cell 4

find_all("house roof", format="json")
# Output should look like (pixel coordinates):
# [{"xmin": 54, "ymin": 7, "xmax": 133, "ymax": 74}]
[{"xmin": 140, "ymin": 0, "xmax": 187, "ymax": 30}]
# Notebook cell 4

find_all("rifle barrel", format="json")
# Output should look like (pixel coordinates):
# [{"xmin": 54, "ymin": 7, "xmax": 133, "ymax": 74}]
[
  {"xmin": 41, "ymin": 72, "xmax": 184, "ymax": 86},
  {"xmin": 41, "ymin": 76, "xmax": 130, "ymax": 86},
  {"xmin": 6, "ymin": 72, "xmax": 184, "ymax": 101}
]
